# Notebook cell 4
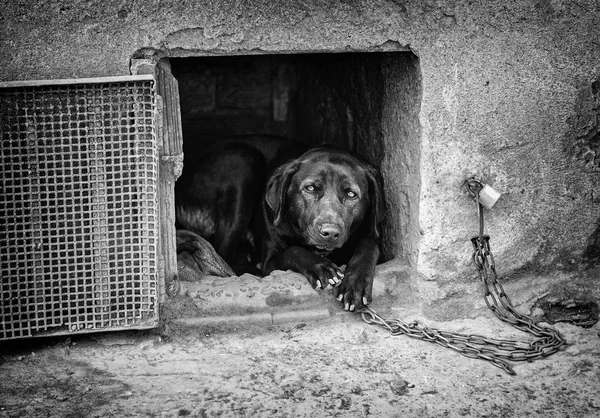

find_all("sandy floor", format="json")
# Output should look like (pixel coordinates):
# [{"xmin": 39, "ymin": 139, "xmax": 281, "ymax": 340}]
[{"xmin": 1, "ymin": 302, "xmax": 599, "ymax": 418}]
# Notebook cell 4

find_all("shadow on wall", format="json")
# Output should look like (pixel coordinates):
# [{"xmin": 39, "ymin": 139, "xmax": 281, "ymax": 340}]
[
  {"xmin": 583, "ymin": 219, "xmax": 600, "ymax": 267},
  {"xmin": 567, "ymin": 77, "xmax": 600, "ymax": 268}
]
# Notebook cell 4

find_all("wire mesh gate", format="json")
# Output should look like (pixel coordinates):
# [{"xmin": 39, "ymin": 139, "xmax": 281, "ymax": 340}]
[{"xmin": 0, "ymin": 75, "xmax": 160, "ymax": 340}]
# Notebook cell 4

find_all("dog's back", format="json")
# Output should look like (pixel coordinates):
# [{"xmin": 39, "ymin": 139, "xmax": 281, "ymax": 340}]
[{"xmin": 175, "ymin": 142, "xmax": 266, "ymax": 273}]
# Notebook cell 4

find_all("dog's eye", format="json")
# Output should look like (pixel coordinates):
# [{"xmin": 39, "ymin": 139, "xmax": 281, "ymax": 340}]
[
  {"xmin": 346, "ymin": 191, "xmax": 358, "ymax": 199},
  {"xmin": 304, "ymin": 184, "xmax": 315, "ymax": 192}
]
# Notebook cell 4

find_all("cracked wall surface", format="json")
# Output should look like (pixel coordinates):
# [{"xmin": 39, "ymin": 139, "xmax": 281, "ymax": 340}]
[{"xmin": 1, "ymin": 0, "xmax": 599, "ymax": 313}]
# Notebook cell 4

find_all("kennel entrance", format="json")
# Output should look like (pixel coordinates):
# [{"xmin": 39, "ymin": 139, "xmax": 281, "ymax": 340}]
[
  {"xmin": 0, "ymin": 73, "xmax": 180, "ymax": 340},
  {"xmin": 170, "ymin": 51, "xmax": 422, "ymax": 266}
]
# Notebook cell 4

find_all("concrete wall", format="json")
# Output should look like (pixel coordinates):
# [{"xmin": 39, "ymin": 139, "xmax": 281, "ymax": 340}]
[{"xmin": 2, "ymin": 0, "xmax": 599, "ymax": 317}]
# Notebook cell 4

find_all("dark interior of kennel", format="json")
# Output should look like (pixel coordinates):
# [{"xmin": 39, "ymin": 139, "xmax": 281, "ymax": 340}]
[{"xmin": 170, "ymin": 51, "xmax": 421, "ymax": 267}]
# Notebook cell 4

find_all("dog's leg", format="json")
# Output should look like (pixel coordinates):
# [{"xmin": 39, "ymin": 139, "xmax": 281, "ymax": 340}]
[
  {"xmin": 334, "ymin": 237, "xmax": 380, "ymax": 311},
  {"xmin": 264, "ymin": 246, "xmax": 344, "ymax": 290}
]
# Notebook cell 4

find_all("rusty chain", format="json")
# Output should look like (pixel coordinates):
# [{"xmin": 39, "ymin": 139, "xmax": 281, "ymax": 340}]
[{"xmin": 360, "ymin": 180, "xmax": 567, "ymax": 375}]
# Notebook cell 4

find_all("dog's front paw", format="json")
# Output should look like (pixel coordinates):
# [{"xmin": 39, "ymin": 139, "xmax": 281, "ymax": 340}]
[
  {"xmin": 301, "ymin": 256, "xmax": 344, "ymax": 290},
  {"xmin": 334, "ymin": 263, "xmax": 374, "ymax": 312}
]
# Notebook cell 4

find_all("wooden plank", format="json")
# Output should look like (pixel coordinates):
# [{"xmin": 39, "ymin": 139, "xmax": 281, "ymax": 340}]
[{"xmin": 154, "ymin": 59, "xmax": 183, "ymax": 304}]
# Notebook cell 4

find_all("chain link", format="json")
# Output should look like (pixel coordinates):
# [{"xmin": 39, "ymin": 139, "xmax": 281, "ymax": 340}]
[{"xmin": 360, "ymin": 183, "xmax": 567, "ymax": 375}]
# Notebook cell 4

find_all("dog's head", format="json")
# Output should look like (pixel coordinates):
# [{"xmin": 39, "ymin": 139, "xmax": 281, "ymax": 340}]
[{"xmin": 265, "ymin": 146, "xmax": 385, "ymax": 254}]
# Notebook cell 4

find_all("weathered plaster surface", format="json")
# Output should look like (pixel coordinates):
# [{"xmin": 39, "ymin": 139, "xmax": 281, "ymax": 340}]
[{"xmin": 1, "ymin": 0, "xmax": 599, "ymax": 313}]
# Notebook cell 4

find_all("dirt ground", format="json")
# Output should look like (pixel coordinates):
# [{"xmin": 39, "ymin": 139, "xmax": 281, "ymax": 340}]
[{"xmin": 1, "ymin": 301, "xmax": 600, "ymax": 418}]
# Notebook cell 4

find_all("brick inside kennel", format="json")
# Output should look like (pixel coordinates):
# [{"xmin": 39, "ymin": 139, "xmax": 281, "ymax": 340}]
[{"xmin": 0, "ymin": 75, "xmax": 160, "ymax": 340}]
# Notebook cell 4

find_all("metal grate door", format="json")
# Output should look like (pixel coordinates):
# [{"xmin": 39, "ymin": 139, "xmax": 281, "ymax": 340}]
[{"xmin": 0, "ymin": 75, "xmax": 160, "ymax": 340}]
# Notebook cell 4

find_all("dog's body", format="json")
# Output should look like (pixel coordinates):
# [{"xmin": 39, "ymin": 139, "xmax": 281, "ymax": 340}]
[
  {"xmin": 175, "ymin": 142, "xmax": 265, "ymax": 274},
  {"xmin": 261, "ymin": 146, "xmax": 385, "ymax": 311}
]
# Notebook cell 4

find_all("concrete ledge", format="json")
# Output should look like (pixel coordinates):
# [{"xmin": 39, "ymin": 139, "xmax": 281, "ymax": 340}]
[
  {"xmin": 172, "ymin": 308, "xmax": 332, "ymax": 327},
  {"xmin": 272, "ymin": 308, "xmax": 332, "ymax": 325},
  {"xmin": 174, "ymin": 312, "xmax": 273, "ymax": 327},
  {"xmin": 167, "ymin": 261, "xmax": 413, "ymax": 329},
  {"xmin": 176, "ymin": 262, "xmax": 408, "ymax": 315},
  {"xmin": 178, "ymin": 270, "xmax": 330, "ymax": 313}
]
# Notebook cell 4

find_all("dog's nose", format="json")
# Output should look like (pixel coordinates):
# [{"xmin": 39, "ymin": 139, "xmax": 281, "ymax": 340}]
[{"xmin": 319, "ymin": 223, "xmax": 341, "ymax": 241}]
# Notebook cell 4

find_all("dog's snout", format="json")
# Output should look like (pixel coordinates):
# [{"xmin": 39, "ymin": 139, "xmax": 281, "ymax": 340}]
[{"xmin": 319, "ymin": 223, "xmax": 341, "ymax": 241}]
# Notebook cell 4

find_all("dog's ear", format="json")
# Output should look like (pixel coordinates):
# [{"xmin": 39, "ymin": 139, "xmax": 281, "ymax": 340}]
[
  {"xmin": 365, "ymin": 164, "xmax": 386, "ymax": 239},
  {"xmin": 265, "ymin": 160, "xmax": 299, "ymax": 226}
]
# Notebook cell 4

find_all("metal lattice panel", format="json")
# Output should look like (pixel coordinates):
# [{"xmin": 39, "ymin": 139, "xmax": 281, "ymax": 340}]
[{"xmin": 0, "ymin": 76, "xmax": 159, "ymax": 340}]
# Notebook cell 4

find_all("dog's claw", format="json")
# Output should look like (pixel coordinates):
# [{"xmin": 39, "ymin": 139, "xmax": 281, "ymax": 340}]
[{"xmin": 331, "ymin": 274, "xmax": 343, "ymax": 287}]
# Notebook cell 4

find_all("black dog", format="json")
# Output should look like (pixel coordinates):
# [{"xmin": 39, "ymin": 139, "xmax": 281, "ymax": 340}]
[
  {"xmin": 261, "ymin": 146, "xmax": 385, "ymax": 311},
  {"xmin": 175, "ymin": 142, "xmax": 265, "ymax": 274}
]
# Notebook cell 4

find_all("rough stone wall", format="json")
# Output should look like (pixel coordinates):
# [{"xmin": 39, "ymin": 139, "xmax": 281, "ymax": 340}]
[
  {"xmin": 415, "ymin": 1, "xmax": 600, "ymax": 291},
  {"xmin": 2, "ymin": 0, "xmax": 599, "ymax": 314}
]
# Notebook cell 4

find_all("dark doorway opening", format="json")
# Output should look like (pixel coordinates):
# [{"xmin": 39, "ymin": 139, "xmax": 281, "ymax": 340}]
[{"xmin": 170, "ymin": 51, "xmax": 422, "ymax": 270}]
